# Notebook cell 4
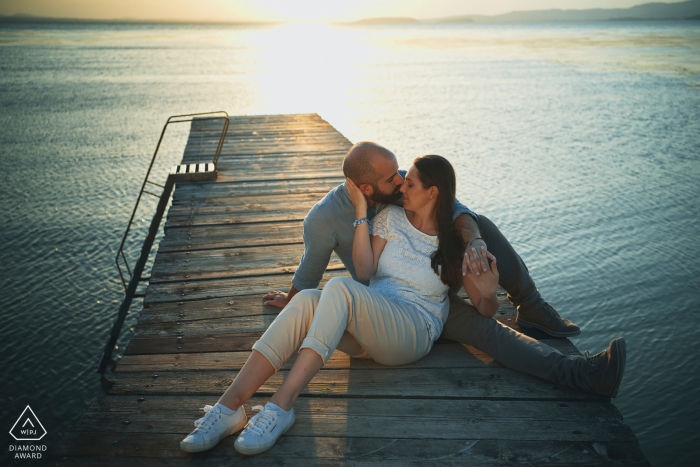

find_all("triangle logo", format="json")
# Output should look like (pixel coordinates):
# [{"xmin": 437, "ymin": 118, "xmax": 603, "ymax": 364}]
[{"xmin": 10, "ymin": 406, "xmax": 47, "ymax": 441}]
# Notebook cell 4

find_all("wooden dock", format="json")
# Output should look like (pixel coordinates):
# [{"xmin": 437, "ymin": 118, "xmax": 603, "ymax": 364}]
[{"xmin": 51, "ymin": 114, "xmax": 649, "ymax": 465}]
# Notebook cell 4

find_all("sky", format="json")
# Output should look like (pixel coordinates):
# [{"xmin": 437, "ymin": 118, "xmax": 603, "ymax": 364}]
[{"xmin": 0, "ymin": 0, "xmax": 687, "ymax": 22}]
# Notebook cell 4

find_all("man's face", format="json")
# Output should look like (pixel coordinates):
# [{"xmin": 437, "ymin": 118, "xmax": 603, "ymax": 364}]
[{"xmin": 368, "ymin": 156, "xmax": 403, "ymax": 205}]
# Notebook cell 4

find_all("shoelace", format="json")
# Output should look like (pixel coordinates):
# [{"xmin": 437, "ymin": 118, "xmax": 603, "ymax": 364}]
[
  {"xmin": 246, "ymin": 405, "xmax": 278, "ymax": 437},
  {"xmin": 541, "ymin": 302, "xmax": 562, "ymax": 318},
  {"xmin": 583, "ymin": 350, "xmax": 606, "ymax": 373},
  {"xmin": 193, "ymin": 405, "xmax": 221, "ymax": 433}
]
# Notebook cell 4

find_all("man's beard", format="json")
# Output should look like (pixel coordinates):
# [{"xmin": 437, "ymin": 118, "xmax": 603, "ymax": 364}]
[{"xmin": 369, "ymin": 185, "xmax": 402, "ymax": 205}]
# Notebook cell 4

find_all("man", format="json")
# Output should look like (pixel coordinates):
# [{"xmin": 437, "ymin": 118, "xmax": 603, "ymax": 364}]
[{"xmin": 264, "ymin": 142, "xmax": 625, "ymax": 397}]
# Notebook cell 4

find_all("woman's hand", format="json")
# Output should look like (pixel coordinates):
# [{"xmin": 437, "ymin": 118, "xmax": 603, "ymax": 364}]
[
  {"xmin": 465, "ymin": 247, "xmax": 498, "ymax": 296},
  {"xmin": 463, "ymin": 246, "xmax": 500, "ymax": 317},
  {"xmin": 345, "ymin": 177, "xmax": 367, "ymax": 215}
]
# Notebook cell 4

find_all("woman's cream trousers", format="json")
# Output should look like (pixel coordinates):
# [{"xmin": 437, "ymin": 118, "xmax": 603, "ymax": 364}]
[{"xmin": 252, "ymin": 276, "xmax": 433, "ymax": 370}]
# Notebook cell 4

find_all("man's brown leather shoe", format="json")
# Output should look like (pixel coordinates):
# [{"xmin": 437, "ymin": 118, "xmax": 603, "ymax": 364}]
[
  {"xmin": 516, "ymin": 301, "xmax": 581, "ymax": 337},
  {"xmin": 584, "ymin": 337, "xmax": 627, "ymax": 398}
]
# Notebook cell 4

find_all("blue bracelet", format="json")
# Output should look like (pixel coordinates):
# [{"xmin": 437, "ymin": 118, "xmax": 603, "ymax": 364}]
[{"xmin": 353, "ymin": 218, "xmax": 368, "ymax": 228}]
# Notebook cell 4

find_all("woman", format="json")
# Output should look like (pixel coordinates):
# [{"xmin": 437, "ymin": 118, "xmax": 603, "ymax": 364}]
[{"xmin": 180, "ymin": 155, "xmax": 500, "ymax": 455}]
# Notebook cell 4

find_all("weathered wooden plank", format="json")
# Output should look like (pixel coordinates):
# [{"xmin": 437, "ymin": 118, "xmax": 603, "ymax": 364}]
[
  {"xmin": 116, "ymin": 341, "xmax": 582, "ymax": 373},
  {"xmin": 186, "ymin": 154, "xmax": 345, "ymax": 166},
  {"xmin": 116, "ymin": 344, "xmax": 483, "ymax": 372},
  {"xmin": 186, "ymin": 143, "xmax": 347, "ymax": 153},
  {"xmin": 125, "ymin": 312, "xmax": 532, "ymax": 355},
  {"xmin": 192, "ymin": 116, "xmax": 325, "ymax": 128},
  {"xmin": 164, "ymin": 208, "xmax": 312, "ymax": 228},
  {"xmin": 132, "ymin": 315, "xmax": 278, "ymax": 338},
  {"xmin": 137, "ymin": 294, "xmax": 279, "ymax": 324},
  {"xmin": 210, "ymin": 133, "xmax": 344, "ymax": 142},
  {"xmin": 107, "ymin": 367, "xmax": 600, "ymax": 401},
  {"xmin": 212, "ymin": 169, "xmax": 344, "ymax": 183},
  {"xmin": 194, "ymin": 123, "xmax": 334, "ymax": 133},
  {"xmin": 132, "ymin": 302, "xmax": 515, "ymax": 337},
  {"xmin": 122, "ymin": 323, "xmax": 564, "ymax": 357},
  {"xmin": 183, "ymin": 147, "xmax": 347, "ymax": 157},
  {"xmin": 208, "ymin": 119, "xmax": 328, "ymax": 127},
  {"xmin": 150, "ymin": 246, "xmax": 341, "ymax": 283},
  {"xmin": 183, "ymin": 138, "xmax": 350, "ymax": 150},
  {"xmin": 185, "ymin": 142, "xmax": 346, "ymax": 153},
  {"xmin": 187, "ymin": 148, "xmax": 346, "ymax": 158},
  {"xmin": 171, "ymin": 177, "xmax": 343, "ymax": 201},
  {"xmin": 166, "ymin": 193, "xmax": 322, "ymax": 216},
  {"xmin": 137, "ymin": 289, "xmax": 513, "ymax": 325},
  {"xmin": 83, "ymin": 395, "xmax": 622, "ymax": 420},
  {"xmin": 186, "ymin": 150, "xmax": 347, "ymax": 162},
  {"xmin": 191, "ymin": 142, "xmax": 349, "ymax": 153},
  {"xmin": 50, "ymin": 435, "xmax": 650, "ymax": 466},
  {"xmin": 191, "ymin": 114, "xmax": 323, "ymax": 126},
  {"xmin": 143, "ymin": 271, "xmax": 350, "ymax": 307},
  {"xmin": 186, "ymin": 135, "xmax": 348, "ymax": 144},
  {"xmin": 66, "ymin": 397, "xmax": 625, "ymax": 442},
  {"xmin": 158, "ymin": 222, "xmax": 303, "ymax": 252},
  {"xmin": 123, "ymin": 333, "xmax": 262, "ymax": 356},
  {"xmin": 211, "ymin": 130, "xmax": 341, "ymax": 138},
  {"xmin": 47, "ymin": 457, "xmax": 652, "ymax": 467},
  {"xmin": 49, "ymin": 450, "xmax": 651, "ymax": 467}
]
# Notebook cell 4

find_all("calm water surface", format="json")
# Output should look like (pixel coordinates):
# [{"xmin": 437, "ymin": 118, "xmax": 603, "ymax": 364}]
[{"xmin": 1, "ymin": 20, "xmax": 699, "ymax": 465}]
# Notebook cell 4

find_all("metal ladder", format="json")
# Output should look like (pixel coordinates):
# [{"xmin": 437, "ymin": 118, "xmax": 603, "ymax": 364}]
[{"xmin": 97, "ymin": 111, "xmax": 230, "ymax": 374}]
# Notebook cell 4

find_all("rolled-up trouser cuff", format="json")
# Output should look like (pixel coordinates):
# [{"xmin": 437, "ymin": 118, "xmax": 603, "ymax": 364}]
[
  {"xmin": 252, "ymin": 339, "xmax": 285, "ymax": 373},
  {"xmin": 300, "ymin": 335, "xmax": 333, "ymax": 365}
]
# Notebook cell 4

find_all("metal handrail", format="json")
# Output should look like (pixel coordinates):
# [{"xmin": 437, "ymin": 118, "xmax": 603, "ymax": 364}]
[
  {"xmin": 115, "ymin": 111, "xmax": 229, "ymax": 292},
  {"xmin": 99, "ymin": 111, "xmax": 229, "ymax": 375}
]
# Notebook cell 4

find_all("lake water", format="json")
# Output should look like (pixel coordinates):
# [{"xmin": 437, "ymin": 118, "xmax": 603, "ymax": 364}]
[{"xmin": 1, "ymin": 20, "xmax": 699, "ymax": 465}]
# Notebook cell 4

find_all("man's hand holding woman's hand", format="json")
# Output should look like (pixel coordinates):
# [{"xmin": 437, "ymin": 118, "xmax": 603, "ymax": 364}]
[
  {"xmin": 465, "ymin": 246, "xmax": 498, "ymax": 295},
  {"xmin": 461, "ymin": 239, "xmax": 490, "ymax": 276}
]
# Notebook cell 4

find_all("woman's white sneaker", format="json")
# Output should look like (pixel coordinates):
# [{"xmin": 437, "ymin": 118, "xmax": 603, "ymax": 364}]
[
  {"xmin": 234, "ymin": 402, "xmax": 295, "ymax": 455},
  {"xmin": 180, "ymin": 403, "xmax": 247, "ymax": 452}
]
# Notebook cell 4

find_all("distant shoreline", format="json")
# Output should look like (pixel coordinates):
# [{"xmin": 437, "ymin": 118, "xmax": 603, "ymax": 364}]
[{"xmin": 1, "ymin": 16, "xmax": 699, "ymax": 26}]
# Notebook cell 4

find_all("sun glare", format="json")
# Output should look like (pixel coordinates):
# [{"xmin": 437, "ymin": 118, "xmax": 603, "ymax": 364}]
[
  {"xmin": 245, "ymin": 0, "xmax": 373, "ymax": 22},
  {"xmin": 247, "ymin": 23, "xmax": 369, "ymax": 120}
]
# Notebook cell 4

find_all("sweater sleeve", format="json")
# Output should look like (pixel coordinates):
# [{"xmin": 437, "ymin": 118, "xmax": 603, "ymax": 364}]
[
  {"xmin": 452, "ymin": 197, "xmax": 478, "ymax": 222},
  {"xmin": 291, "ymin": 211, "xmax": 338, "ymax": 290}
]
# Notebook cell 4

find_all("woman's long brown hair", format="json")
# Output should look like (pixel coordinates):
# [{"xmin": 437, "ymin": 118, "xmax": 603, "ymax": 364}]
[{"xmin": 413, "ymin": 155, "xmax": 465, "ymax": 289}]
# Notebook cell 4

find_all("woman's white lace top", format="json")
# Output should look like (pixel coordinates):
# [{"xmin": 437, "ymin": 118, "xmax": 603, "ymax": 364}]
[{"xmin": 369, "ymin": 205, "xmax": 449, "ymax": 341}]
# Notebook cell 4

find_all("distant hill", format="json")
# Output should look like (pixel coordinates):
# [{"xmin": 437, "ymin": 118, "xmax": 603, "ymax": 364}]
[
  {"xmin": 353, "ymin": 17, "xmax": 420, "ymax": 24},
  {"xmin": 433, "ymin": 0, "xmax": 700, "ymax": 23}
]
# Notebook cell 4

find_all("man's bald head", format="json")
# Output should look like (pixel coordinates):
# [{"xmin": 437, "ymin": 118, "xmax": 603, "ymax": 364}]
[{"xmin": 342, "ymin": 142, "xmax": 396, "ymax": 186}]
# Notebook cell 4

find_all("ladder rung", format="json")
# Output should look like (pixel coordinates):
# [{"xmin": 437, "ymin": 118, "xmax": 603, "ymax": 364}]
[
  {"xmin": 143, "ymin": 190, "xmax": 161, "ymax": 198},
  {"xmin": 169, "ymin": 163, "xmax": 216, "ymax": 175}
]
